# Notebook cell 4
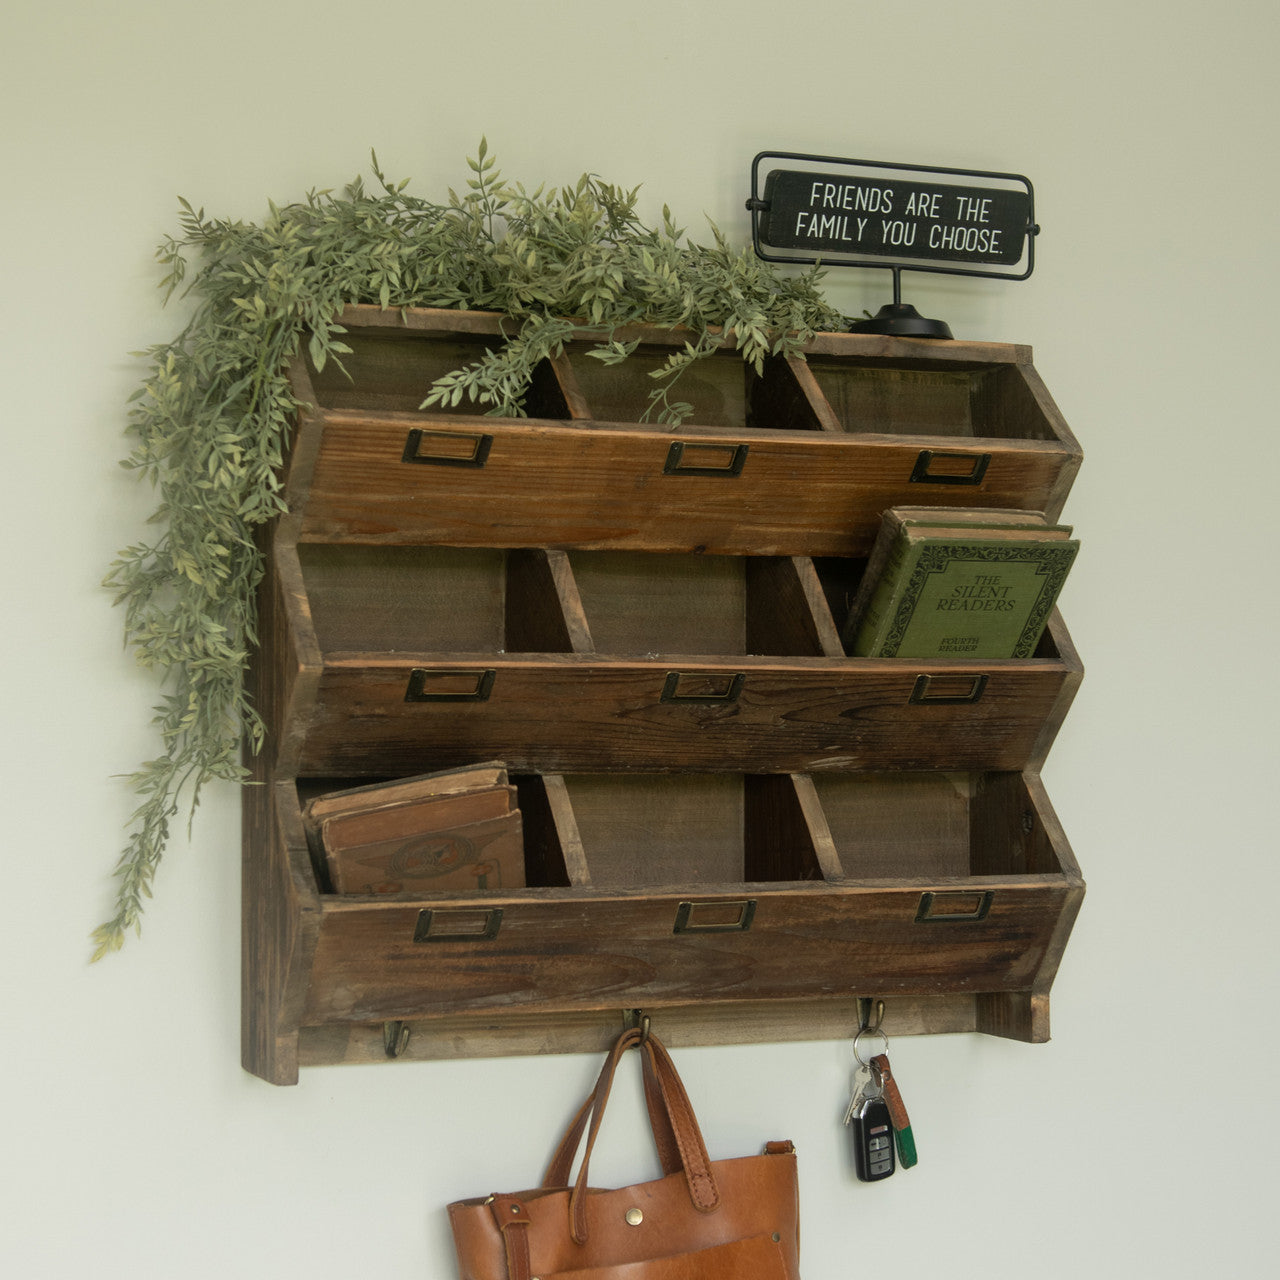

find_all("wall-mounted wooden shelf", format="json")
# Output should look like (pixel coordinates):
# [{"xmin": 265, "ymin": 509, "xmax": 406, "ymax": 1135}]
[{"xmin": 242, "ymin": 307, "xmax": 1084, "ymax": 1085}]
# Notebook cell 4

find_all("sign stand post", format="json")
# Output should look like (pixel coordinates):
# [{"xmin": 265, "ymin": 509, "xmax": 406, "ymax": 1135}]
[{"xmin": 848, "ymin": 265, "xmax": 953, "ymax": 340}]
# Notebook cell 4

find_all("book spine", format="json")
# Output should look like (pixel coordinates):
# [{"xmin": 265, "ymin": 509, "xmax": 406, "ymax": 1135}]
[{"xmin": 848, "ymin": 530, "xmax": 912, "ymax": 657}]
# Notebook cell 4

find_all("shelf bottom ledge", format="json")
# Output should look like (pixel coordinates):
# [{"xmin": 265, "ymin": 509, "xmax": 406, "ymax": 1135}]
[{"xmin": 284, "ymin": 990, "xmax": 1049, "ymax": 1076}]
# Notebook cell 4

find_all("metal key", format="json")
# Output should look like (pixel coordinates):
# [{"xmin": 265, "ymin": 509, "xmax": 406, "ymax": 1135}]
[{"xmin": 842, "ymin": 1063, "xmax": 873, "ymax": 1127}]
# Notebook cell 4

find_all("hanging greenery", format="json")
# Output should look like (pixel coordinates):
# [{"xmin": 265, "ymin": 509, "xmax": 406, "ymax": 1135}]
[{"xmin": 95, "ymin": 142, "xmax": 849, "ymax": 958}]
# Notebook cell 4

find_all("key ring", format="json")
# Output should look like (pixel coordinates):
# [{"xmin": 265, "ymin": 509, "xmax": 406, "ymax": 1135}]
[
  {"xmin": 853, "ymin": 1026, "xmax": 889, "ymax": 1066},
  {"xmin": 852, "ymin": 999, "xmax": 888, "ymax": 1067}
]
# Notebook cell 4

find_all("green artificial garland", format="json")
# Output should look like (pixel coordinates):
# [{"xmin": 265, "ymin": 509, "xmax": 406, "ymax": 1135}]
[{"xmin": 95, "ymin": 142, "xmax": 849, "ymax": 957}]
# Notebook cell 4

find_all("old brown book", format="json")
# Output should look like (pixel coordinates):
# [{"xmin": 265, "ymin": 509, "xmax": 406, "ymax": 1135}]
[
  {"xmin": 302, "ymin": 761, "xmax": 508, "ymax": 832},
  {"xmin": 305, "ymin": 763, "xmax": 525, "ymax": 894},
  {"xmin": 325, "ymin": 808, "xmax": 525, "ymax": 895},
  {"xmin": 320, "ymin": 783, "xmax": 515, "ymax": 849}
]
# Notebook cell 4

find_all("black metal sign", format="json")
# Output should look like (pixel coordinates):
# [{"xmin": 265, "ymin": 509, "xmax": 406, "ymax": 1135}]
[
  {"xmin": 756, "ymin": 169, "xmax": 1028, "ymax": 267},
  {"xmin": 748, "ymin": 152, "xmax": 1036, "ymax": 277},
  {"xmin": 747, "ymin": 151, "xmax": 1038, "ymax": 338}
]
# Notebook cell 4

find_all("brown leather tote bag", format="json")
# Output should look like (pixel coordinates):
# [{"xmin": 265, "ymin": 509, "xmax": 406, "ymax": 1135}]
[{"xmin": 448, "ymin": 1026, "xmax": 800, "ymax": 1279}]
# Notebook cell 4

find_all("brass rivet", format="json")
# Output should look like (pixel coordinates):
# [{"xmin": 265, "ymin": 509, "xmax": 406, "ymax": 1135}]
[
  {"xmin": 772, "ymin": 1232, "xmax": 781, "ymax": 1243},
  {"xmin": 625, "ymin": 1207, "xmax": 644, "ymax": 1226}
]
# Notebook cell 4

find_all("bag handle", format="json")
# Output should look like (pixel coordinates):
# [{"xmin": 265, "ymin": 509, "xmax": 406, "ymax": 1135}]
[
  {"xmin": 636, "ymin": 1032, "xmax": 721, "ymax": 1213},
  {"xmin": 542, "ymin": 1030, "xmax": 682, "ymax": 1188},
  {"xmin": 550, "ymin": 1027, "xmax": 721, "ymax": 1244}
]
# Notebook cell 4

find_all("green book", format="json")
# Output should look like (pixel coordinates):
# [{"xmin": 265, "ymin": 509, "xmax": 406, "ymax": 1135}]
[{"xmin": 843, "ymin": 507, "xmax": 1079, "ymax": 659}]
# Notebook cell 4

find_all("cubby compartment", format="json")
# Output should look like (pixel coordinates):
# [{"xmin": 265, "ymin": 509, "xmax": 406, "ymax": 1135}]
[
  {"xmin": 543, "ymin": 773, "xmax": 826, "ymax": 888},
  {"xmin": 809, "ymin": 769, "xmax": 1065, "ymax": 880},
  {"xmin": 305, "ymin": 329, "xmax": 506, "ymax": 414},
  {"xmin": 811, "ymin": 771, "xmax": 972, "ymax": 879},
  {"xmin": 805, "ymin": 356, "xmax": 1057, "ymax": 441},
  {"xmin": 567, "ymin": 551, "xmax": 838, "ymax": 658},
  {"xmin": 555, "ymin": 345, "xmax": 823, "ymax": 431},
  {"xmin": 295, "ymin": 543, "xmax": 580, "ymax": 656}
]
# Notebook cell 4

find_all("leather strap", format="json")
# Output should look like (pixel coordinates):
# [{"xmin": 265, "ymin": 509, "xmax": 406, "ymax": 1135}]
[
  {"xmin": 567, "ymin": 1029, "xmax": 642, "ymax": 1243},
  {"xmin": 871, "ymin": 1053, "xmax": 912, "ymax": 1132},
  {"xmin": 542, "ymin": 1091, "xmax": 596, "ymax": 1188},
  {"xmin": 640, "ymin": 1042, "xmax": 684, "ymax": 1176},
  {"xmin": 548, "ymin": 1028, "xmax": 720, "ymax": 1244},
  {"xmin": 488, "ymin": 1194, "xmax": 533, "ymax": 1280},
  {"xmin": 542, "ymin": 1030, "xmax": 682, "ymax": 1188},
  {"xmin": 542, "ymin": 1027, "xmax": 640, "ymax": 1191},
  {"xmin": 639, "ymin": 1035, "xmax": 720, "ymax": 1215}
]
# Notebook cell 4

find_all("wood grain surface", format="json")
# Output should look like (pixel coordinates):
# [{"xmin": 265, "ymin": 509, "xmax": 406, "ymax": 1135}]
[{"xmin": 240, "ymin": 306, "xmax": 1086, "ymax": 1082}]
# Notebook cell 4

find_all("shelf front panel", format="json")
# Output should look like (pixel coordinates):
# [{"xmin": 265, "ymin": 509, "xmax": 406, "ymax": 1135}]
[
  {"xmin": 300, "ymin": 878, "xmax": 1072, "ymax": 1026},
  {"xmin": 285, "ymin": 655, "xmax": 1075, "ymax": 777},
  {"xmin": 294, "ymin": 413, "xmax": 1077, "ymax": 557}
]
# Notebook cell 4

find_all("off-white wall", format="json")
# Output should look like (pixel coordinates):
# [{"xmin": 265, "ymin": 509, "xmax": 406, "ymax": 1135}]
[{"xmin": 3, "ymin": 2, "xmax": 1276, "ymax": 1275}]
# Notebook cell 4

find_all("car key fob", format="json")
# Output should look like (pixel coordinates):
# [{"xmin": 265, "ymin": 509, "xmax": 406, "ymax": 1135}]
[{"xmin": 850, "ymin": 1095, "xmax": 896, "ymax": 1181}]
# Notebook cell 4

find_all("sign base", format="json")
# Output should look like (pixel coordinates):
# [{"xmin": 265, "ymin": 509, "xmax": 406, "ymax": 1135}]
[{"xmin": 849, "ymin": 302, "xmax": 953, "ymax": 340}]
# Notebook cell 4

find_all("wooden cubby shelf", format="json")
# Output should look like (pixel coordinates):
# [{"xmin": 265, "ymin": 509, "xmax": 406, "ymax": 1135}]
[{"xmin": 243, "ymin": 307, "xmax": 1085, "ymax": 1084}]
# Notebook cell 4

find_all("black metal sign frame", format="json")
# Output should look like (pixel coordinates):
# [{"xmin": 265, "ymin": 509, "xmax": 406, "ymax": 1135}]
[
  {"xmin": 747, "ymin": 151, "xmax": 1038, "ymax": 338},
  {"xmin": 747, "ymin": 150, "xmax": 1038, "ymax": 281}
]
